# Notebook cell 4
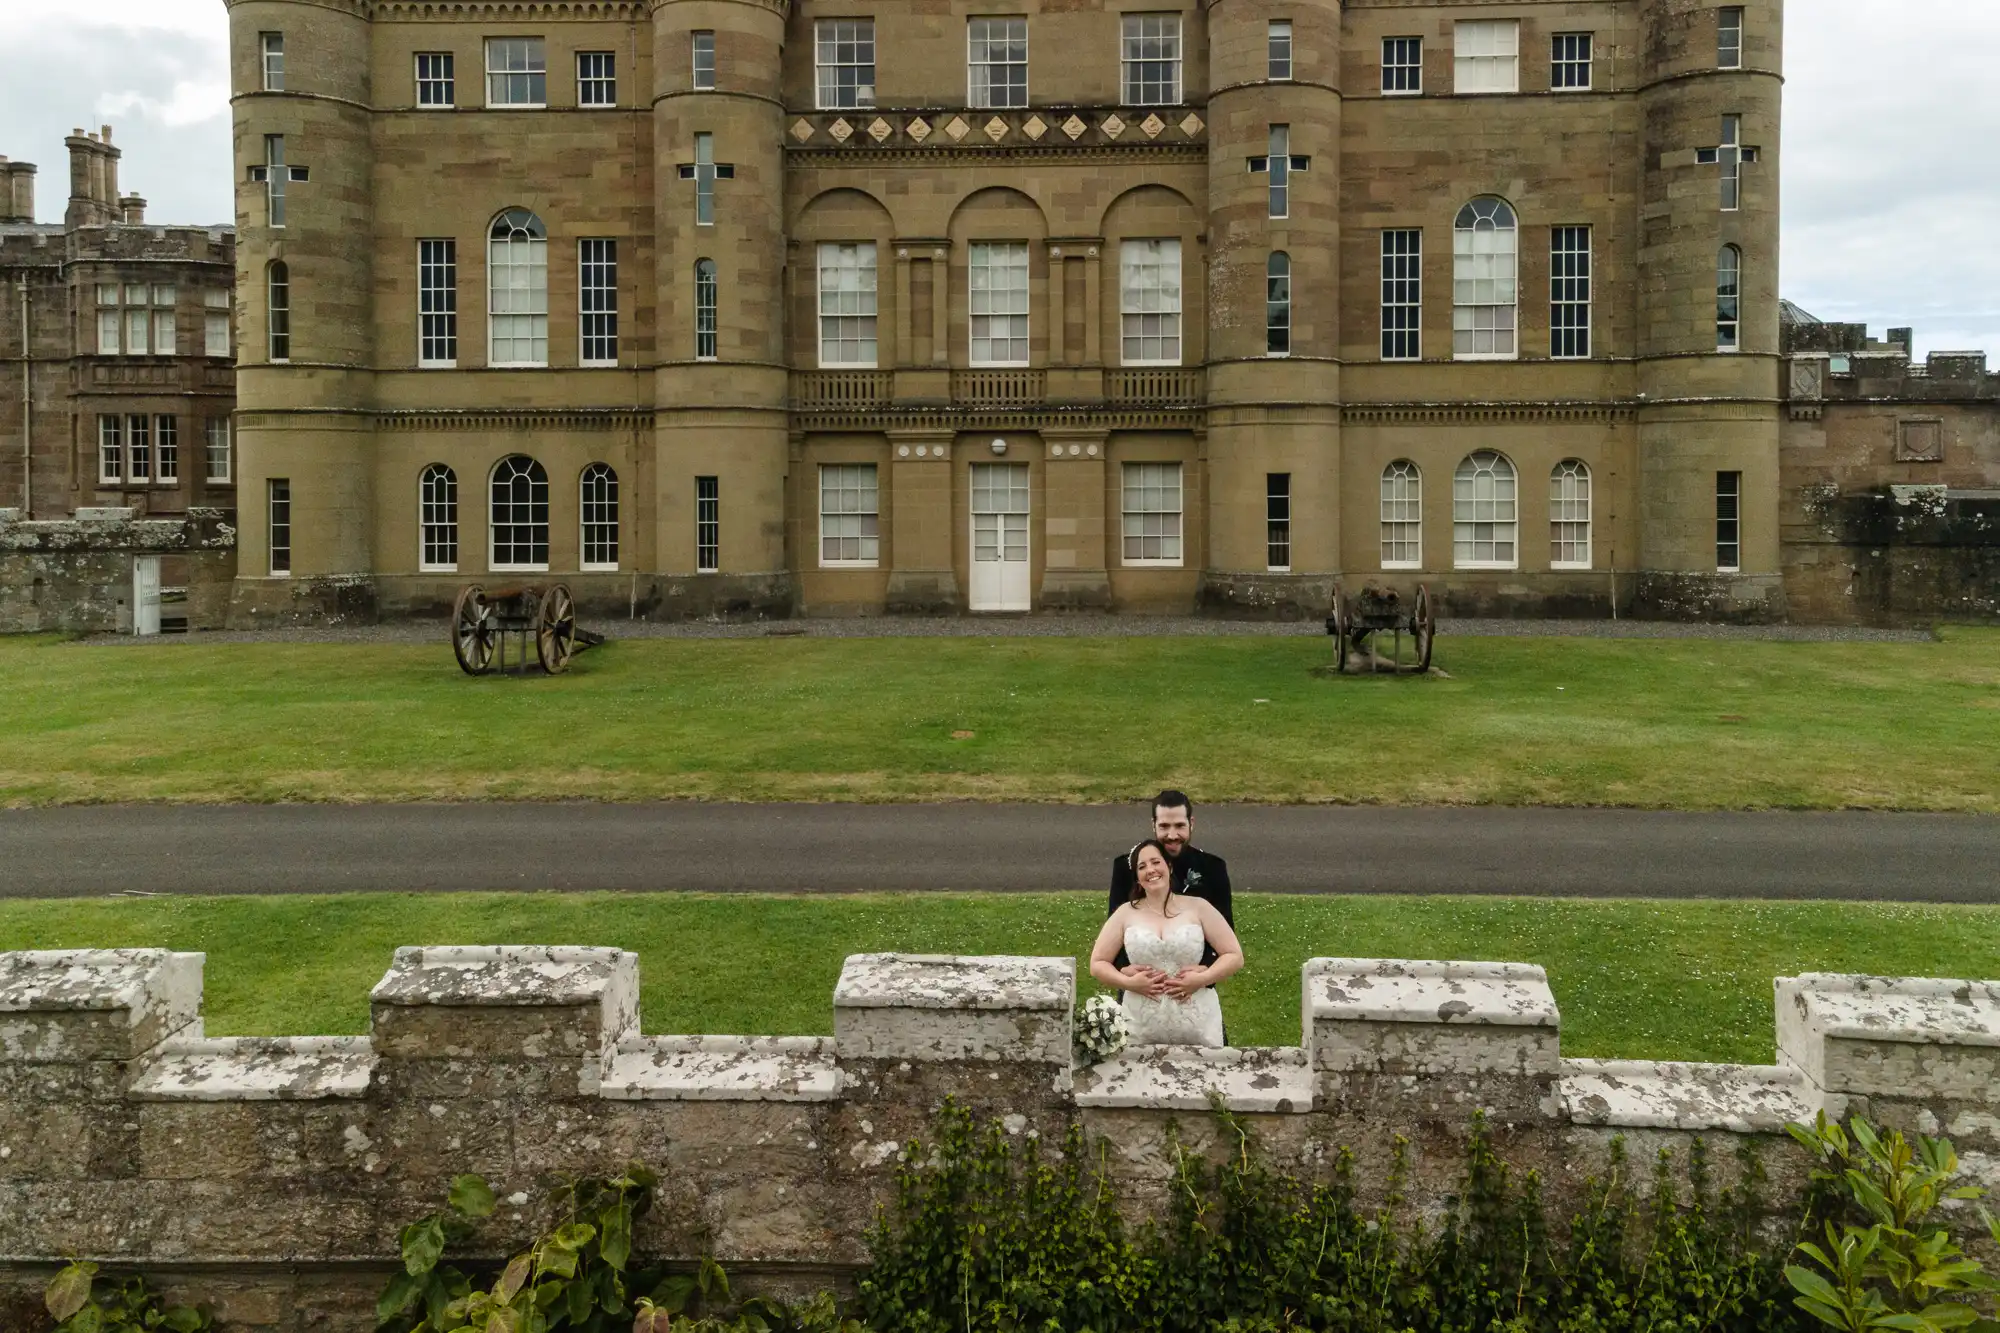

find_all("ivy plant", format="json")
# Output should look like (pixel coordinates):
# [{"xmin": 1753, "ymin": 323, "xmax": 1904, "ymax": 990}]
[{"xmin": 43, "ymin": 1262, "xmax": 212, "ymax": 1333}]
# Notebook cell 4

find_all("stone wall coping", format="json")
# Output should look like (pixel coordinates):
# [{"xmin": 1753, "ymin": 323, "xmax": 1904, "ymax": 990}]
[
  {"xmin": 130, "ymin": 1035, "xmax": 376, "ymax": 1102},
  {"xmin": 1303, "ymin": 958, "xmax": 1559, "ymax": 1027},
  {"xmin": 0, "ymin": 948, "xmax": 201, "ymax": 1020},
  {"xmin": 833, "ymin": 953, "xmax": 1073, "ymax": 1012},
  {"xmin": 1075, "ymin": 1044, "xmax": 1312, "ymax": 1113},
  {"xmin": 603, "ymin": 1035, "xmax": 841, "ymax": 1102},
  {"xmin": 1560, "ymin": 1058, "xmax": 1819, "ymax": 1133},
  {"xmin": 1780, "ymin": 973, "xmax": 2000, "ymax": 1049},
  {"xmin": 369, "ymin": 945, "xmax": 639, "ymax": 1008}
]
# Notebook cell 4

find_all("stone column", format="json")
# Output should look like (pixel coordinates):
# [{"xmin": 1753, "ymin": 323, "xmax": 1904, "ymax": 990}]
[
  {"xmin": 928, "ymin": 244, "xmax": 951, "ymax": 366},
  {"xmin": 882, "ymin": 428, "xmax": 959, "ymax": 612},
  {"xmin": 894, "ymin": 246, "xmax": 915, "ymax": 368},
  {"xmin": 1083, "ymin": 244, "xmax": 1103, "ymax": 367},
  {"xmin": 1039, "ymin": 428, "xmax": 1112, "ymax": 609}
]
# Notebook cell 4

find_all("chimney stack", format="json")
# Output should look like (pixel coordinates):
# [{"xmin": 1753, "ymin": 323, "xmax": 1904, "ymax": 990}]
[
  {"xmin": 64, "ymin": 124, "xmax": 122, "ymax": 229},
  {"xmin": 119, "ymin": 195, "xmax": 146, "ymax": 225},
  {"xmin": 0, "ymin": 157, "xmax": 35, "ymax": 225}
]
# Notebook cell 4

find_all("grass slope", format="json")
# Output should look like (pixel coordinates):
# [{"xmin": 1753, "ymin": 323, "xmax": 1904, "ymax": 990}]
[
  {"xmin": 0, "ymin": 629, "xmax": 1995, "ymax": 810},
  {"xmin": 4, "ymin": 892, "xmax": 1994, "ymax": 1064}
]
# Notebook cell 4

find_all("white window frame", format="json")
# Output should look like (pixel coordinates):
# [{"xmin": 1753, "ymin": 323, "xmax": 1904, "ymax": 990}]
[
  {"xmin": 1120, "ymin": 461, "xmax": 1184, "ymax": 567},
  {"xmin": 579, "ymin": 237, "xmax": 619, "ymax": 367},
  {"xmin": 576, "ymin": 50, "xmax": 616, "ymax": 106},
  {"xmin": 268, "ymin": 478, "xmax": 292, "ymax": 576},
  {"xmin": 151, "ymin": 286, "xmax": 178, "ymax": 356},
  {"xmin": 1119, "ymin": 238, "xmax": 1182, "ymax": 367},
  {"xmin": 968, "ymin": 241, "xmax": 1030, "ymax": 368},
  {"xmin": 1550, "ymin": 32, "xmax": 1592, "ymax": 91},
  {"xmin": 818, "ymin": 462, "xmax": 880, "ymax": 568},
  {"xmin": 580, "ymin": 462, "xmax": 620, "ymax": 571},
  {"xmin": 1120, "ymin": 14, "xmax": 1182, "ymax": 106},
  {"xmin": 692, "ymin": 31, "xmax": 716, "ymax": 90},
  {"xmin": 968, "ymin": 17, "xmax": 1028, "ymax": 110},
  {"xmin": 1382, "ymin": 36, "xmax": 1423, "ymax": 94},
  {"xmin": 155, "ymin": 415, "xmax": 179, "ymax": 483},
  {"xmin": 489, "ymin": 454, "xmax": 550, "ymax": 573},
  {"xmin": 1550, "ymin": 225, "xmax": 1591, "ymax": 359},
  {"xmin": 487, "ymin": 209, "xmax": 549, "ymax": 368},
  {"xmin": 204, "ymin": 418, "xmax": 232, "ymax": 483},
  {"xmin": 98, "ymin": 414, "xmax": 123, "ymax": 484},
  {"xmin": 96, "ymin": 286, "xmax": 121, "ymax": 356},
  {"xmin": 1381, "ymin": 460, "xmax": 1423, "ymax": 570},
  {"xmin": 204, "ymin": 287, "xmax": 231, "ymax": 357},
  {"xmin": 418, "ymin": 238, "xmax": 458, "ymax": 368},
  {"xmin": 815, "ymin": 19, "xmax": 876, "ymax": 111},
  {"xmin": 1266, "ymin": 472, "xmax": 1291, "ymax": 572},
  {"xmin": 485, "ymin": 38, "xmax": 548, "ymax": 109},
  {"xmin": 1716, "ymin": 471, "xmax": 1742, "ymax": 572},
  {"xmin": 416, "ymin": 52, "xmax": 456, "ymax": 107},
  {"xmin": 817, "ymin": 242, "xmax": 878, "ymax": 368},
  {"xmin": 1267, "ymin": 21, "xmax": 1293, "ymax": 81},
  {"xmin": 419, "ymin": 462, "xmax": 459, "ymax": 573},
  {"xmin": 1381, "ymin": 228, "xmax": 1422, "ymax": 361},
  {"xmin": 261, "ymin": 32, "xmax": 285, "ymax": 91},
  {"xmin": 1717, "ymin": 245, "xmax": 1742, "ymax": 352},
  {"xmin": 696, "ymin": 475, "xmax": 720, "ymax": 572},
  {"xmin": 1550, "ymin": 459, "xmax": 1592, "ymax": 569},
  {"xmin": 1266, "ymin": 251, "xmax": 1291, "ymax": 357},
  {"xmin": 1452, "ymin": 450, "xmax": 1518, "ymax": 570},
  {"xmin": 1718, "ymin": 7, "xmax": 1744, "ymax": 69},
  {"xmin": 1452, "ymin": 197, "xmax": 1518, "ymax": 360},
  {"xmin": 1719, "ymin": 114, "xmax": 1743, "ymax": 212},
  {"xmin": 1454, "ymin": 20, "xmax": 1519, "ymax": 95},
  {"xmin": 127, "ymin": 414, "xmax": 151, "ymax": 482},
  {"xmin": 266, "ymin": 261, "xmax": 291, "ymax": 362},
  {"xmin": 694, "ymin": 258, "xmax": 719, "ymax": 360}
]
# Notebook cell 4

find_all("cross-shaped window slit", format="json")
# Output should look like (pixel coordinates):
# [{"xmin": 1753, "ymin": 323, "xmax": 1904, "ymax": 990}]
[
  {"xmin": 1247, "ymin": 125, "xmax": 1310, "ymax": 221},
  {"xmin": 246, "ymin": 135, "xmax": 307, "ymax": 227},
  {"xmin": 676, "ymin": 133, "xmax": 735, "ymax": 225},
  {"xmin": 1693, "ymin": 114, "xmax": 1758, "ymax": 212}
]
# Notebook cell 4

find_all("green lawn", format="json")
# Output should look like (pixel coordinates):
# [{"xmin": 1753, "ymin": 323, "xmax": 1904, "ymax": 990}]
[
  {"xmin": 4, "ymin": 892, "xmax": 1994, "ymax": 1064},
  {"xmin": 0, "ymin": 629, "xmax": 1995, "ymax": 810}
]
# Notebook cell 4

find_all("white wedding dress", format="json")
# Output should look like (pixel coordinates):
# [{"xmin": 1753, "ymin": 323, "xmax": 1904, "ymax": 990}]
[{"xmin": 1123, "ymin": 919, "xmax": 1226, "ymax": 1047}]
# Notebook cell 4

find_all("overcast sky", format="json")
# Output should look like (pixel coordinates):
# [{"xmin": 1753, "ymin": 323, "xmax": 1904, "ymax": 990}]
[{"xmin": 4, "ymin": 0, "xmax": 1996, "ymax": 357}]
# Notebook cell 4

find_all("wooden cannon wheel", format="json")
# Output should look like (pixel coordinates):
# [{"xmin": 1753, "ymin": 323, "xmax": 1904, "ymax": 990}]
[
  {"xmin": 535, "ymin": 583, "xmax": 579, "ymax": 675},
  {"xmin": 451, "ymin": 584, "xmax": 495, "ymax": 676},
  {"xmin": 1411, "ymin": 583, "xmax": 1436, "ymax": 674}
]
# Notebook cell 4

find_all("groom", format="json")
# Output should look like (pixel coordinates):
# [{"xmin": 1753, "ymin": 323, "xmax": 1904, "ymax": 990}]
[{"xmin": 1107, "ymin": 789, "xmax": 1234, "ymax": 974}]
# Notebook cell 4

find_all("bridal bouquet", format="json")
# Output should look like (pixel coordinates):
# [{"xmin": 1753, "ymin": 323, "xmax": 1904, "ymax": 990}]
[{"xmin": 1073, "ymin": 993, "xmax": 1130, "ymax": 1066}]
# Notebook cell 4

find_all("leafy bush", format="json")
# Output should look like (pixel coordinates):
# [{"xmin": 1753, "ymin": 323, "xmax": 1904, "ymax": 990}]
[
  {"xmin": 42, "ymin": 1262, "xmax": 211, "ymax": 1333},
  {"xmin": 861, "ymin": 1099, "xmax": 1805, "ymax": 1333}
]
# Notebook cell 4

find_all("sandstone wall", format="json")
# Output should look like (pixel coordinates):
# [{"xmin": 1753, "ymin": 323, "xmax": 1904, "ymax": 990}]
[
  {"xmin": 2, "ymin": 945, "xmax": 1995, "ymax": 1331},
  {"xmin": 0, "ymin": 508, "xmax": 237, "ymax": 633}
]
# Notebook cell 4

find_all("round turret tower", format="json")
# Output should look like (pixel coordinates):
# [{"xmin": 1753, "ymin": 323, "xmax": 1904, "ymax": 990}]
[
  {"xmin": 649, "ymin": 0, "xmax": 793, "ymax": 603},
  {"xmin": 1633, "ymin": 0, "xmax": 1783, "ymax": 613},
  {"xmin": 227, "ymin": 0, "xmax": 377, "ymax": 600},
  {"xmin": 1200, "ymin": 0, "xmax": 1342, "ymax": 615}
]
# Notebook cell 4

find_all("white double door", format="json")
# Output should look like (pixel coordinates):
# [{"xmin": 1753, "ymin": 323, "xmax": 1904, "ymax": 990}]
[{"xmin": 969, "ymin": 463, "xmax": 1031, "ymax": 612}]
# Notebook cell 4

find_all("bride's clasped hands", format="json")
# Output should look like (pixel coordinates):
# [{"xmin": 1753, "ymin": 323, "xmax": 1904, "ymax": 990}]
[{"xmin": 1088, "ymin": 838, "xmax": 1245, "ymax": 1048}]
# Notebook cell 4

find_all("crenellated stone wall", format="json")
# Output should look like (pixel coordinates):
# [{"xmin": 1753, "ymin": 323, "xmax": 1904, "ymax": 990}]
[{"xmin": 2, "ymin": 945, "xmax": 1996, "ymax": 1330}]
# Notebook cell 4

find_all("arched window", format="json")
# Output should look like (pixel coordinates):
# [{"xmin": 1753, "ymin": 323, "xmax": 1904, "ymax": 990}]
[
  {"xmin": 1381, "ymin": 460, "xmax": 1422, "ymax": 569},
  {"xmin": 1717, "ymin": 245, "xmax": 1742, "ymax": 351},
  {"xmin": 694, "ymin": 259, "xmax": 718, "ymax": 360},
  {"xmin": 419, "ymin": 463, "xmax": 458, "ymax": 571},
  {"xmin": 488, "ymin": 209, "xmax": 548, "ymax": 367},
  {"xmin": 1452, "ymin": 197, "xmax": 1517, "ymax": 359},
  {"xmin": 1453, "ymin": 450, "xmax": 1517, "ymax": 568},
  {"xmin": 267, "ymin": 261, "xmax": 290, "ymax": 362},
  {"xmin": 1550, "ymin": 459, "xmax": 1591, "ymax": 569},
  {"xmin": 489, "ymin": 455, "xmax": 549, "ymax": 570},
  {"xmin": 581, "ymin": 462, "xmax": 619, "ymax": 570},
  {"xmin": 1266, "ymin": 252, "xmax": 1291, "ymax": 357}
]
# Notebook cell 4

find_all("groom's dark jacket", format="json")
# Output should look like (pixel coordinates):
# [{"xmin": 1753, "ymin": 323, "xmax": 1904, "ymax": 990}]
[{"xmin": 1107, "ymin": 846, "xmax": 1234, "ymax": 971}]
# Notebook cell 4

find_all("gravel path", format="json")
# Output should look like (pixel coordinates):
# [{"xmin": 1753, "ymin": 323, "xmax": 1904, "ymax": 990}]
[{"xmin": 70, "ymin": 614, "xmax": 1935, "ymax": 647}]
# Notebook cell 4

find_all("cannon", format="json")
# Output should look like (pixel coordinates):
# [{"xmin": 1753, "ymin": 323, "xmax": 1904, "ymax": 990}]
[
  {"xmin": 450, "ymin": 583, "xmax": 605, "ymax": 676},
  {"xmin": 1326, "ymin": 582, "xmax": 1436, "ymax": 675}
]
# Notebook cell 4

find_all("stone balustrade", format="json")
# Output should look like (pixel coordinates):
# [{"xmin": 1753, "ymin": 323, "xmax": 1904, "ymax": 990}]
[{"xmin": 3, "ymin": 945, "xmax": 1998, "ymax": 1330}]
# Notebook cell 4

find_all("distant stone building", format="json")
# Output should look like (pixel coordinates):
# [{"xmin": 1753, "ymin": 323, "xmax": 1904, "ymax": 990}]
[
  {"xmin": 0, "ymin": 127, "xmax": 238, "ymax": 522},
  {"xmin": 0, "ymin": 129, "xmax": 239, "ymax": 633},
  {"xmin": 223, "ymin": 0, "xmax": 1789, "ymax": 624}
]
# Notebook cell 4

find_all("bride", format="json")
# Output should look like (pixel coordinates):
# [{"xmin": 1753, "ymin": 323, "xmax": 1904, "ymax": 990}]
[{"xmin": 1089, "ymin": 839, "xmax": 1244, "ymax": 1047}]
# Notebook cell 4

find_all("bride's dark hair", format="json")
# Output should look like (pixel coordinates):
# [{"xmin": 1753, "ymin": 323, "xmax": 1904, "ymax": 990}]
[{"xmin": 1128, "ymin": 838, "xmax": 1177, "ymax": 910}]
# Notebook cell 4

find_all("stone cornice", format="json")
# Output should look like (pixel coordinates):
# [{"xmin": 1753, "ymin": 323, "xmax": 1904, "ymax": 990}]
[
  {"xmin": 790, "ymin": 404, "xmax": 1203, "ymax": 433},
  {"xmin": 1342, "ymin": 402, "xmax": 1636, "ymax": 426},
  {"xmin": 373, "ymin": 1, "xmax": 650, "ymax": 17}
]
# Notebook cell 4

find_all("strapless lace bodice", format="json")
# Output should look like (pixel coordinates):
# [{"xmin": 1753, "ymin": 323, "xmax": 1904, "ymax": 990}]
[
  {"xmin": 1124, "ymin": 919, "xmax": 1205, "ymax": 974},
  {"xmin": 1119, "ymin": 916, "xmax": 1225, "ymax": 1049}
]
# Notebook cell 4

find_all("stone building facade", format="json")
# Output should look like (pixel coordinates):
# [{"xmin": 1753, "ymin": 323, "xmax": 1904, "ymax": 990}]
[
  {"xmin": 0, "ymin": 129, "xmax": 239, "ymax": 523},
  {"xmin": 225, "ymin": 0, "xmax": 1783, "ymax": 623}
]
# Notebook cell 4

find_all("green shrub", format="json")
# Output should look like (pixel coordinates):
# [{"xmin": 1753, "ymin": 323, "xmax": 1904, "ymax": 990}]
[{"xmin": 42, "ymin": 1262, "xmax": 211, "ymax": 1333}]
